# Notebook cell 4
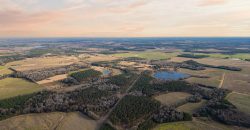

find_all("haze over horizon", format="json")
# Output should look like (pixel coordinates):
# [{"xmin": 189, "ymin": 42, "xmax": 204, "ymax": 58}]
[{"xmin": 1, "ymin": 0, "xmax": 250, "ymax": 37}]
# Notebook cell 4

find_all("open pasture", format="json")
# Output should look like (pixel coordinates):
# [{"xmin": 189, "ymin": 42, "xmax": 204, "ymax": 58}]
[
  {"xmin": 154, "ymin": 92, "xmax": 191, "ymax": 106},
  {"xmin": 0, "ymin": 78, "xmax": 42, "ymax": 99},
  {"xmin": 6, "ymin": 56, "xmax": 79, "ymax": 71},
  {"xmin": 0, "ymin": 112, "xmax": 98, "ymax": 130}
]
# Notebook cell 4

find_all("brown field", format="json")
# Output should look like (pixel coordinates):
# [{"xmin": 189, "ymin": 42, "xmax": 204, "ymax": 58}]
[
  {"xmin": 0, "ymin": 112, "xmax": 98, "ymax": 130},
  {"xmin": 37, "ymin": 74, "xmax": 68, "ymax": 85},
  {"xmin": 154, "ymin": 92, "xmax": 191, "ymax": 106},
  {"xmin": 6, "ymin": 56, "xmax": 79, "ymax": 71},
  {"xmin": 177, "ymin": 100, "xmax": 207, "ymax": 114}
]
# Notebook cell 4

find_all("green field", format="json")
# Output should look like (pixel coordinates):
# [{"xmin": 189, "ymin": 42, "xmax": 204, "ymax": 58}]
[
  {"xmin": 177, "ymin": 100, "xmax": 207, "ymax": 114},
  {"xmin": 112, "ymin": 51, "xmax": 178, "ymax": 60},
  {"xmin": 0, "ymin": 78, "xmax": 42, "ymax": 99},
  {"xmin": 227, "ymin": 92, "xmax": 250, "ymax": 115},
  {"xmin": 192, "ymin": 53, "xmax": 250, "ymax": 60},
  {"xmin": 0, "ymin": 66, "xmax": 13, "ymax": 76},
  {"xmin": 154, "ymin": 118, "xmax": 239, "ymax": 130}
]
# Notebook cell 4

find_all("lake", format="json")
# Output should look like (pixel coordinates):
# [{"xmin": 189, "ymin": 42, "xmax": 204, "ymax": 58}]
[
  {"xmin": 153, "ymin": 71, "xmax": 189, "ymax": 80},
  {"xmin": 102, "ymin": 69, "xmax": 111, "ymax": 76}
]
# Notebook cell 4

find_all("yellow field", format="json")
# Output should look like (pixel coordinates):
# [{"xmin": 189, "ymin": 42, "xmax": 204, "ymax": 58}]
[
  {"xmin": 0, "ymin": 112, "xmax": 97, "ymax": 130},
  {"xmin": 154, "ymin": 92, "xmax": 191, "ymax": 106},
  {"xmin": 154, "ymin": 117, "xmax": 247, "ymax": 130},
  {"xmin": 177, "ymin": 100, "xmax": 207, "ymax": 114},
  {"xmin": 227, "ymin": 92, "xmax": 250, "ymax": 115},
  {"xmin": 0, "ymin": 66, "xmax": 13, "ymax": 76},
  {"xmin": 0, "ymin": 78, "xmax": 42, "ymax": 99},
  {"xmin": 6, "ymin": 56, "xmax": 79, "ymax": 71}
]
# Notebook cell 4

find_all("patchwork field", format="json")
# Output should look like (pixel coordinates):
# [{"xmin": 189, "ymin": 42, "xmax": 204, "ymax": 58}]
[
  {"xmin": 177, "ymin": 100, "xmax": 207, "ymax": 114},
  {"xmin": 6, "ymin": 56, "xmax": 79, "ymax": 71},
  {"xmin": 0, "ymin": 112, "xmax": 98, "ymax": 130},
  {"xmin": 227, "ymin": 92, "xmax": 250, "ymax": 115},
  {"xmin": 112, "ymin": 51, "xmax": 178, "ymax": 60},
  {"xmin": 154, "ymin": 92, "xmax": 191, "ymax": 106},
  {"xmin": 0, "ymin": 78, "xmax": 42, "ymax": 99},
  {"xmin": 0, "ymin": 66, "xmax": 12, "ymax": 76},
  {"xmin": 154, "ymin": 118, "xmax": 247, "ymax": 130}
]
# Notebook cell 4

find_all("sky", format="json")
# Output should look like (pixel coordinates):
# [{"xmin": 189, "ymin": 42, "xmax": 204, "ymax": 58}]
[{"xmin": 0, "ymin": 0, "xmax": 250, "ymax": 37}]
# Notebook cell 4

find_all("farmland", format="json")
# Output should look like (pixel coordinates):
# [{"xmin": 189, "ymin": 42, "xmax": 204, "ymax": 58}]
[{"xmin": 0, "ymin": 78, "xmax": 42, "ymax": 99}]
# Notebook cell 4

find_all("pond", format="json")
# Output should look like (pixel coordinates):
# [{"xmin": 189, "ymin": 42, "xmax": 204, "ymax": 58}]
[
  {"xmin": 153, "ymin": 71, "xmax": 189, "ymax": 81},
  {"xmin": 102, "ymin": 69, "xmax": 111, "ymax": 76}
]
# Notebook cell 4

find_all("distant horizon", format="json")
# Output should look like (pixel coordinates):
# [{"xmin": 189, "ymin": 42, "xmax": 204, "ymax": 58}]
[{"xmin": 1, "ymin": 36, "xmax": 250, "ymax": 39}]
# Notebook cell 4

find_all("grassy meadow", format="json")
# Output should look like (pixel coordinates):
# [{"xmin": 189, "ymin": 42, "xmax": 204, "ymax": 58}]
[
  {"xmin": 227, "ymin": 93, "xmax": 250, "ymax": 115},
  {"xmin": 154, "ymin": 92, "xmax": 191, "ymax": 106},
  {"xmin": 0, "ymin": 78, "xmax": 42, "ymax": 99},
  {"xmin": 0, "ymin": 66, "xmax": 13, "ymax": 76}
]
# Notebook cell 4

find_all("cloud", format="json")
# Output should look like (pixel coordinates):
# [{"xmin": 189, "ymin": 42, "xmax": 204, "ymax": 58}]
[{"xmin": 199, "ymin": 0, "xmax": 228, "ymax": 6}]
